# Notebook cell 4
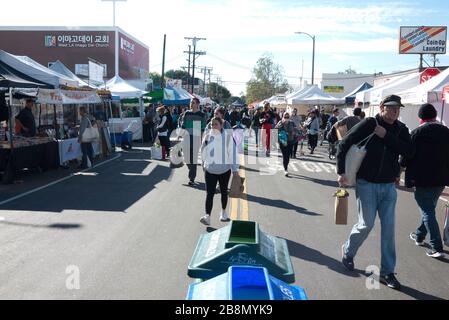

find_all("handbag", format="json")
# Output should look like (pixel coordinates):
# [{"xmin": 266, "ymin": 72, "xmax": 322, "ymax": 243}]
[
  {"xmin": 170, "ymin": 143, "xmax": 184, "ymax": 168},
  {"xmin": 81, "ymin": 118, "xmax": 99, "ymax": 143},
  {"xmin": 151, "ymin": 145, "xmax": 163, "ymax": 160},
  {"xmin": 344, "ymin": 118, "xmax": 378, "ymax": 187}
]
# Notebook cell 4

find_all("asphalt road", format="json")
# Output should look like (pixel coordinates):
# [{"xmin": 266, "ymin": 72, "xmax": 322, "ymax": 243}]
[{"xmin": 0, "ymin": 141, "xmax": 448, "ymax": 300}]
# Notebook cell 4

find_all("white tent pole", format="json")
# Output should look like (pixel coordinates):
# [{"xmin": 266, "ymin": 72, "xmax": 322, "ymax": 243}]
[
  {"xmin": 8, "ymin": 87, "xmax": 13, "ymax": 150},
  {"xmin": 109, "ymin": 100, "xmax": 116, "ymax": 150}
]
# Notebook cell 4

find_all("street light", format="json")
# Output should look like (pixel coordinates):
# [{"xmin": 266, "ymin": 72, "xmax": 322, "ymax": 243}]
[
  {"xmin": 295, "ymin": 31, "xmax": 315, "ymax": 85},
  {"xmin": 102, "ymin": 0, "xmax": 127, "ymax": 27}
]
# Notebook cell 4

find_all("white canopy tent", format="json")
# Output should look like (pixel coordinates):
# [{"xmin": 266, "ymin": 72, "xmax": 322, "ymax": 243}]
[
  {"xmin": 49, "ymin": 60, "xmax": 92, "ymax": 88},
  {"xmin": 0, "ymin": 50, "xmax": 78, "ymax": 88},
  {"xmin": 288, "ymin": 85, "xmax": 345, "ymax": 105},
  {"xmin": 354, "ymin": 75, "xmax": 407, "ymax": 105},
  {"xmin": 398, "ymin": 67, "xmax": 449, "ymax": 105},
  {"xmin": 397, "ymin": 67, "xmax": 449, "ymax": 130},
  {"xmin": 105, "ymin": 76, "xmax": 147, "ymax": 99},
  {"xmin": 105, "ymin": 76, "xmax": 148, "ymax": 141},
  {"xmin": 369, "ymin": 72, "xmax": 421, "ymax": 106}
]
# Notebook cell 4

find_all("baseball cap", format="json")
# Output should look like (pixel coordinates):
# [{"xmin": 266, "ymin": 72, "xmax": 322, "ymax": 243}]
[{"xmin": 381, "ymin": 94, "xmax": 404, "ymax": 108}]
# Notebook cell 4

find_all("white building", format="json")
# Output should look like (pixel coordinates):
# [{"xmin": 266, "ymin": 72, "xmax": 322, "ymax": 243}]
[{"xmin": 320, "ymin": 73, "xmax": 374, "ymax": 98}]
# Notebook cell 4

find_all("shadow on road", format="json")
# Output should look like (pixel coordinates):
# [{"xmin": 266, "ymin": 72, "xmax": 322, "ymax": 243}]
[
  {"xmin": 245, "ymin": 194, "xmax": 322, "ymax": 216},
  {"xmin": 288, "ymin": 173, "xmax": 339, "ymax": 188},
  {"xmin": 0, "ymin": 221, "xmax": 82, "ymax": 229},
  {"xmin": 286, "ymin": 239, "xmax": 360, "ymax": 278},
  {"xmin": 399, "ymin": 285, "xmax": 446, "ymax": 300},
  {"xmin": 0, "ymin": 153, "xmax": 172, "ymax": 213}
]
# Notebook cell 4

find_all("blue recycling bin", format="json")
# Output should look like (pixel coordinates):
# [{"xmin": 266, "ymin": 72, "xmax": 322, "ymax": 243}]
[
  {"xmin": 110, "ymin": 131, "xmax": 133, "ymax": 147},
  {"xmin": 186, "ymin": 266, "xmax": 307, "ymax": 300}
]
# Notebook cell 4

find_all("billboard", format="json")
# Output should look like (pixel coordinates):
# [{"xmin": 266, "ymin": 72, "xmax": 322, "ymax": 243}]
[
  {"xmin": 0, "ymin": 29, "xmax": 116, "ymax": 78},
  {"xmin": 399, "ymin": 26, "xmax": 447, "ymax": 54},
  {"xmin": 119, "ymin": 31, "xmax": 149, "ymax": 79}
]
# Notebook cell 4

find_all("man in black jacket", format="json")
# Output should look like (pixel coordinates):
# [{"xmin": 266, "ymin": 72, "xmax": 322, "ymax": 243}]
[
  {"xmin": 336, "ymin": 94, "xmax": 412, "ymax": 290},
  {"xmin": 401, "ymin": 103, "xmax": 448, "ymax": 259}
]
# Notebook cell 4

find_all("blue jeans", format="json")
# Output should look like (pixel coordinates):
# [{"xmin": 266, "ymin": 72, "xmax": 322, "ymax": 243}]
[
  {"xmin": 343, "ymin": 179, "xmax": 397, "ymax": 276},
  {"xmin": 81, "ymin": 142, "xmax": 94, "ymax": 168},
  {"xmin": 414, "ymin": 187, "xmax": 445, "ymax": 252}
]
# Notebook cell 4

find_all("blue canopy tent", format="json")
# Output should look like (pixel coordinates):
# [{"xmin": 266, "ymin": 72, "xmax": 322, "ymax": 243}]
[
  {"xmin": 344, "ymin": 82, "xmax": 373, "ymax": 105},
  {"xmin": 162, "ymin": 85, "xmax": 193, "ymax": 105},
  {"xmin": 231, "ymin": 99, "xmax": 245, "ymax": 108}
]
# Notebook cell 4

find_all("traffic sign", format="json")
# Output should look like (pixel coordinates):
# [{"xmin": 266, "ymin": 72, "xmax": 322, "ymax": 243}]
[{"xmin": 420, "ymin": 67, "xmax": 441, "ymax": 84}]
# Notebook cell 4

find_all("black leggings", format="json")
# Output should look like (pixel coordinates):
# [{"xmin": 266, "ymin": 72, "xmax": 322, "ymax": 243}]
[
  {"xmin": 280, "ymin": 143, "xmax": 293, "ymax": 171},
  {"xmin": 308, "ymin": 134, "xmax": 318, "ymax": 150},
  {"xmin": 205, "ymin": 170, "xmax": 232, "ymax": 215}
]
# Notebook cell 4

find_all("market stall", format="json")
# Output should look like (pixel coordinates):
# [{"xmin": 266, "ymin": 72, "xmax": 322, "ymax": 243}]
[
  {"xmin": 105, "ymin": 76, "xmax": 147, "ymax": 141},
  {"xmin": 0, "ymin": 60, "xmax": 56, "ymax": 183}
]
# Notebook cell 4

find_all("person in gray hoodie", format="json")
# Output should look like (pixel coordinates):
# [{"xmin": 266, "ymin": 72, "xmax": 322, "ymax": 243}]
[
  {"xmin": 78, "ymin": 106, "xmax": 95, "ymax": 169},
  {"xmin": 199, "ymin": 117, "xmax": 240, "ymax": 226}
]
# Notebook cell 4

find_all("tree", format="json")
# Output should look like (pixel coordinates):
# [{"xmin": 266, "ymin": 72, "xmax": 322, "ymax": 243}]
[
  {"xmin": 149, "ymin": 72, "xmax": 162, "ymax": 89},
  {"xmin": 246, "ymin": 53, "xmax": 290, "ymax": 103},
  {"xmin": 164, "ymin": 69, "xmax": 191, "ymax": 84},
  {"xmin": 208, "ymin": 82, "xmax": 231, "ymax": 104}
]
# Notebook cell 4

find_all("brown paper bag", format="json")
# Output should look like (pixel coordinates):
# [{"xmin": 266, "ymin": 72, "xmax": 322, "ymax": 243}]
[
  {"xmin": 229, "ymin": 176, "xmax": 245, "ymax": 198},
  {"xmin": 334, "ymin": 189, "xmax": 349, "ymax": 225},
  {"xmin": 336, "ymin": 124, "xmax": 348, "ymax": 140}
]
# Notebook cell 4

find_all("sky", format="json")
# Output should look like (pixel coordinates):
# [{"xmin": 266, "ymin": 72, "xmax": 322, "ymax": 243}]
[{"xmin": 1, "ymin": 0, "xmax": 449, "ymax": 96}]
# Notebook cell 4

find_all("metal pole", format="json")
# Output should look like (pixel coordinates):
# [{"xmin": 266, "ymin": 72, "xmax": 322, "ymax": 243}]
[
  {"xmin": 191, "ymin": 40, "xmax": 196, "ymax": 94},
  {"xmin": 161, "ymin": 34, "xmax": 166, "ymax": 89},
  {"xmin": 311, "ymin": 35, "xmax": 315, "ymax": 85},
  {"xmin": 113, "ymin": 0, "xmax": 116, "ymax": 27},
  {"xmin": 8, "ymin": 87, "xmax": 13, "ymax": 150},
  {"xmin": 187, "ymin": 45, "xmax": 191, "ymax": 92}
]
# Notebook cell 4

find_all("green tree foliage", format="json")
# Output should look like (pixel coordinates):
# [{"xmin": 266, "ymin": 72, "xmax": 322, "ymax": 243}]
[
  {"xmin": 246, "ymin": 53, "xmax": 290, "ymax": 103},
  {"xmin": 165, "ymin": 69, "xmax": 191, "ymax": 84},
  {"xmin": 149, "ymin": 72, "xmax": 162, "ymax": 89},
  {"xmin": 208, "ymin": 82, "xmax": 231, "ymax": 104}
]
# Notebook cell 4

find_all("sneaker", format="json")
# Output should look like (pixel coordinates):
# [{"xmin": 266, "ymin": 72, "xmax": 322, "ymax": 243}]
[
  {"xmin": 341, "ymin": 245, "xmax": 354, "ymax": 271},
  {"xmin": 426, "ymin": 249, "xmax": 444, "ymax": 259},
  {"xmin": 188, "ymin": 180, "xmax": 195, "ymax": 186},
  {"xmin": 284, "ymin": 170, "xmax": 289, "ymax": 177},
  {"xmin": 200, "ymin": 214, "xmax": 211, "ymax": 226},
  {"xmin": 379, "ymin": 273, "xmax": 402, "ymax": 290},
  {"xmin": 410, "ymin": 232, "xmax": 424, "ymax": 246},
  {"xmin": 220, "ymin": 210, "xmax": 230, "ymax": 222}
]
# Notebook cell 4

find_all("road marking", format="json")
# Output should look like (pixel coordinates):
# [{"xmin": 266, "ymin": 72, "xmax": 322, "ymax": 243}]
[
  {"xmin": 0, "ymin": 154, "xmax": 122, "ymax": 207},
  {"xmin": 230, "ymin": 197, "xmax": 239, "ymax": 220}
]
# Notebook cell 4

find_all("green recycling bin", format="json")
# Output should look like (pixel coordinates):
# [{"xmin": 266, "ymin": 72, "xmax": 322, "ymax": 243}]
[{"xmin": 188, "ymin": 220, "xmax": 295, "ymax": 283}]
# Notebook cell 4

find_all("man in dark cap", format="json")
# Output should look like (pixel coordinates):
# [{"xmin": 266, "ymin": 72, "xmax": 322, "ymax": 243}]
[
  {"xmin": 336, "ymin": 94, "xmax": 413, "ymax": 290},
  {"xmin": 401, "ymin": 103, "xmax": 449, "ymax": 259},
  {"xmin": 15, "ymin": 98, "xmax": 37, "ymax": 137}
]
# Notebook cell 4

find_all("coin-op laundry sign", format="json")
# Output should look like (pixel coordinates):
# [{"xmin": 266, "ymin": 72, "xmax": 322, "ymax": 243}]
[{"xmin": 399, "ymin": 26, "xmax": 447, "ymax": 54}]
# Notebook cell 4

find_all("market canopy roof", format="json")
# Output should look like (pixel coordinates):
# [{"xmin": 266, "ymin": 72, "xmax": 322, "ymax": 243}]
[
  {"xmin": 369, "ymin": 72, "xmax": 420, "ymax": 106},
  {"xmin": 105, "ymin": 75, "xmax": 147, "ymax": 99},
  {"xmin": 0, "ymin": 50, "xmax": 78, "ymax": 88},
  {"xmin": 0, "ymin": 60, "xmax": 50, "ymax": 89},
  {"xmin": 162, "ymin": 85, "xmax": 194, "ymax": 105},
  {"xmin": 49, "ymin": 60, "xmax": 92, "ymax": 88},
  {"xmin": 398, "ymin": 67, "xmax": 449, "ymax": 105},
  {"xmin": 344, "ymin": 82, "xmax": 373, "ymax": 104},
  {"xmin": 288, "ymin": 85, "xmax": 345, "ymax": 105}
]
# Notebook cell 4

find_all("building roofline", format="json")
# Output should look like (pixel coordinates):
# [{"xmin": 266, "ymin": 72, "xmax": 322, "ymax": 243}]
[{"xmin": 0, "ymin": 26, "xmax": 149, "ymax": 49}]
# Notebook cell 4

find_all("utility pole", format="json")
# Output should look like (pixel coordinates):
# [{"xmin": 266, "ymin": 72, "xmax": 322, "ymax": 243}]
[
  {"xmin": 185, "ymin": 37, "xmax": 206, "ymax": 94},
  {"xmin": 161, "ymin": 34, "xmax": 166, "ymax": 89},
  {"xmin": 183, "ymin": 45, "xmax": 192, "ymax": 91},
  {"xmin": 198, "ymin": 66, "xmax": 213, "ymax": 96}
]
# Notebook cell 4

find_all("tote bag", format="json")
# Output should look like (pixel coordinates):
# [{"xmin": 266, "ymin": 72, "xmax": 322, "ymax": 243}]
[
  {"xmin": 344, "ymin": 119, "xmax": 378, "ymax": 187},
  {"xmin": 81, "ymin": 118, "xmax": 99, "ymax": 143}
]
